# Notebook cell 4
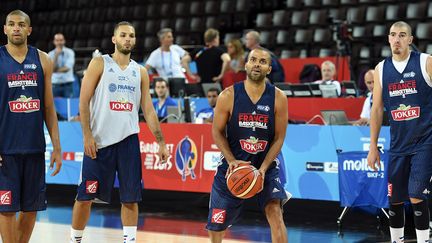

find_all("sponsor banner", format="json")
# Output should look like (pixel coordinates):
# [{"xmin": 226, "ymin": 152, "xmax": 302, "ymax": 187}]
[
  {"xmin": 305, "ymin": 162, "xmax": 324, "ymax": 172},
  {"xmin": 391, "ymin": 104, "xmax": 420, "ymax": 121},
  {"xmin": 45, "ymin": 122, "xmax": 391, "ymax": 202},
  {"xmin": 139, "ymin": 123, "xmax": 217, "ymax": 193},
  {"xmin": 337, "ymin": 151, "xmax": 389, "ymax": 208},
  {"xmin": 9, "ymin": 96, "xmax": 40, "ymax": 113}
]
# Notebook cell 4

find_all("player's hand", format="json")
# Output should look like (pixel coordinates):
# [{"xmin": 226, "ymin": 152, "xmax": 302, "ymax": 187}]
[
  {"xmin": 84, "ymin": 134, "xmax": 98, "ymax": 159},
  {"xmin": 50, "ymin": 149, "xmax": 62, "ymax": 176},
  {"xmin": 367, "ymin": 146, "xmax": 381, "ymax": 171},
  {"xmin": 257, "ymin": 168, "xmax": 266, "ymax": 193},
  {"xmin": 158, "ymin": 142, "xmax": 169, "ymax": 164},
  {"xmin": 226, "ymin": 160, "xmax": 250, "ymax": 178}
]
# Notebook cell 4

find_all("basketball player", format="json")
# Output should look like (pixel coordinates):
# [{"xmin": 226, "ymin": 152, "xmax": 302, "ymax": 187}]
[
  {"xmin": 69, "ymin": 22, "xmax": 169, "ymax": 242},
  {"xmin": 367, "ymin": 21, "xmax": 432, "ymax": 243},
  {"xmin": 0, "ymin": 10, "xmax": 62, "ymax": 243},
  {"xmin": 207, "ymin": 48, "xmax": 289, "ymax": 243}
]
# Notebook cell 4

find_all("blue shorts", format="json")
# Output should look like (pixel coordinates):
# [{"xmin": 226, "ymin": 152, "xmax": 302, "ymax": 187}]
[
  {"xmin": 76, "ymin": 134, "xmax": 142, "ymax": 204},
  {"xmin": 388, "ymin": 148, "xmax": 432, "ymax": 203},
  {"xmin": 206, "ymin": 165, "xmax": 288, "ymax": 231},
  {"xmin": 0, "ymin": 153, "xmax": 46, "ymax": 212}
]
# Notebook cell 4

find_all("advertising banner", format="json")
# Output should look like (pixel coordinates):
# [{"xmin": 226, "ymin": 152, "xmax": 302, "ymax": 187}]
[{"xmin": 338, "ymin": 151, "xmax": 389, "ymax": 208}]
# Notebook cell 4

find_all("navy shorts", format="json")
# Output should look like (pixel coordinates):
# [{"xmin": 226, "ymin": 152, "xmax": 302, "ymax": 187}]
[
  {"xmin": 76, "ymin": 134, "xmax": 142, "ymax": 203},
  {"xmin": 206, "ymin": 165, "xmax": 289, "ymax": 231},
  {"xmin": 0, "ymin": 153, "xmax": 46, "ymax": 212},
  {"xmin": 388, "ymin": 147, "xmax": 432, "ymax": 203}
]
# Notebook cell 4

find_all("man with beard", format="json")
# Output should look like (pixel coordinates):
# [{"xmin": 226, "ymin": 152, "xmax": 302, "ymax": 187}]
[
  {"xmin": 195, "ymin": 87, "xmax": 219, "ymax": 124},
  {"xmin": 0, "ymin": 10, "xmax": 62, "ymax": 243},
  {"xmin": 367, "ymin": 21, "xmax": 432, "ymax": 243},
  {"xmin": 207, "ymin": 48, "xmax": 289, "ymax": 243},
  {"xmin": 69, "ymin": 21, "xmax": 169, "ymax": 243}
]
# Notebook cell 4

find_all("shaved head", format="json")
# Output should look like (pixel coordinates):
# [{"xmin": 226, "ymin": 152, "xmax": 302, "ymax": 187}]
[{"xmin": 6, "ymin": 10, "xmax": 30, "ymax": 26}]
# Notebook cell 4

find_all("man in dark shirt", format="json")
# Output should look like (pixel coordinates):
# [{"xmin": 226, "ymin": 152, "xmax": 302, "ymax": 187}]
[{"xmin": 193, "ymin": 28, "xmax": 230, "ymax": 83}]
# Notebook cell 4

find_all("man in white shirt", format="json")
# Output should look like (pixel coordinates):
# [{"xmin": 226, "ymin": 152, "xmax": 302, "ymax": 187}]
[
  {"xmin": 145, "ymin": 28, "xmax": 196, "ymax": 81},
  {"xmin": 353, "ymin": 69, "xmax": 375, "ymax": 125},
  {"xmin": 314, "ymin": 60, "xmax": 341, "ymax": 96}
]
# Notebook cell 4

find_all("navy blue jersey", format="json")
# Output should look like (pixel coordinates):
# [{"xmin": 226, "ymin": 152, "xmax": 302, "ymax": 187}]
[
  {"xmin": 221, "ymin": 82, "xmax": 275, "ymax": 169},
  {"xmin": 381, "ymin": 51, "xmax": 432, "ymax": 154},
  {"xmin": 0, "ymin": 45, "xmax": 45, "ymax": 154}
]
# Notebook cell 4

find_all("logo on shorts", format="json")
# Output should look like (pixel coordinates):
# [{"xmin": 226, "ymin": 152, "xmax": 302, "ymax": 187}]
[
  {"xmin": 0, "ymin": 191, "xmax": 12, "ymax": 205},
  {"xmin": 86, "ymin": 181, "xmax": 98, "ymax": 194},
  {"xmin": 390, "ymin": 104, "xmax": 420, "ymax": 121},
  {"xmin": 387, "ymin": 183, "xmax": 392, "ymax": 197},
  {"xmin": 211, "ymin": 209, "xmax": 226, "ymax": 224}
]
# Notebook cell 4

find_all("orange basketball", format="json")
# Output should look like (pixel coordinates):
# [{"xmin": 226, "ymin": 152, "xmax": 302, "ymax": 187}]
[{"xmin": 226, "ymin": 164, "xmax": 263, "ymax": 199}]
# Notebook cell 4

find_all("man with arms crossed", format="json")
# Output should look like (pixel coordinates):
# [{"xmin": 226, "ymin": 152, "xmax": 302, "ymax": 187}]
[
  {"xmin": 69, "ymin": 21, "xmax": 168, "ymax": 242},
  {"xmin": 368, "ymin": 21, "xmax": 432, "ymax": 243},
  {"xmin": 207, "ymin": 48, "xmax": 289, "ymax": 243},
  {"xmin": 0, "ymin": 10, "xmax": 62, "ymax": 243}
]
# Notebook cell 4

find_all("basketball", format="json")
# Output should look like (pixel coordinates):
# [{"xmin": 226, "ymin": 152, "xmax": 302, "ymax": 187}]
[{"xmin": 226, "ymin": 164, "xmax": 263, "ymax": 199}]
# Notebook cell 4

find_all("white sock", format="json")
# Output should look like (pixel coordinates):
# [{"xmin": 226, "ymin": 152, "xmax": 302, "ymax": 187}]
[
  {"xmin": 390, "ymin": 227, "xmax": 404, "ymax": 243},
  {"xmin": 415, "ymin": 229, "xmax": 430, "ymax": 243},
  {"xmin": 123, "ymin": 226, "xmax": 137, "ymax": 242},
  {"xmin": 70, "ymin": 228, "xmax": 83, "ymax": 243}
]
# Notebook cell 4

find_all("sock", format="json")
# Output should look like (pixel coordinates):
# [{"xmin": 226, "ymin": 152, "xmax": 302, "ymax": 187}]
[
  {"xmin": 389, "ymin": 203, "xmax": 405, "ymax": 243},
  {"xmin": 412, "ymin": 200, "xmax": 430, "ymax": 243},
  {"xmin": 123, "ymin": 226, "xmax": 137, "ymax": 242},
  {"xmin": 70, "ymin": 228, "xmax": 83, "ymax": 243}
]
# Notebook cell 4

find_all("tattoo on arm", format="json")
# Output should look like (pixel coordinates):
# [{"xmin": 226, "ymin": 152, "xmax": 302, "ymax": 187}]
[{"xmin": 154, "ymin": 130, "xmax": 164, "ymax": 143}]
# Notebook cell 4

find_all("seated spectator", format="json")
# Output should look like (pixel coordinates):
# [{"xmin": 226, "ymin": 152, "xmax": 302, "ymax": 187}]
[
  {"xmin": 353, "ymin": 69, "xmax": 374, "ymax": 126},
  {"xmin": 193, "ymin": 28, "xmax": 231, "ymax": 83},
  {"xmin": 195, "ymin": 88, "xmax": 219, "ymax": 124},
  {"xmin": 226, "ymin": 39, "xmax": 245, "ymax": 73},
  {"xmin": 244, "ymin": 30, "xmax": 285, "ymax": 83},
  {"xmin": 145, "ymin": 28, "xmax": 196, "ymax": 81},
  {"xmin": 48, "ymin": 33, "xmax": 75, "ymax": 98},
  {"xmin": 314, "ymin": 60, "xmax": 341, "ymax": 96},
  {"xmin": 152, "ymin": 78, "xmax": 177, "ymax": 121}
]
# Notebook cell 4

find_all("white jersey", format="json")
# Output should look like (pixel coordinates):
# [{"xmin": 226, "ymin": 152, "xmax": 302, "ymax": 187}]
[{"xmin": 90, "ymin": 55, "xmax": 141, "ymax": 148}]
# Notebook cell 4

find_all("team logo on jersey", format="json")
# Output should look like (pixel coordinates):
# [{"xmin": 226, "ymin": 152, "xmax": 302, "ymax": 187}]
[
  {"xmin": 403, "ymin": 71, "xmax": 415, "ymax": 78},
  {"xmin": 175, "ymin": 136, "xmax": 197, "ymax": 181},
  {"xmin": 390, "ymin": 104, "xmax": 420, "ymax": 121},
  {"xmin": 239, "ymin": 136, "xmax": 268, "ymax": 154},
  {"xmin": 24, "ymin": 64, "xmax": 37, "ymax": 70},
  {"xmin": 85, "ymin": 181, "xmax": 98, "ymax": 194},
  {"xmin": 257, "ymin": 105, "xmax": 270, "ymax": 112},
  {"xmin": 132, "ymin": 70, "xmax": 137, "ymax": 77},
  {"xmin": 238, "ymin": 112, "xmax": 268, "ymax": 131},
  {"xmin": 109, "ymin": 98, "xmax": 133, "ymax": 112},
  {"xmin": 7, "ymin": 72, "xmax": 38, "ymax": 89},
  {"xmin": 388, "ymin": 80, "xmax": 417, "ymax": 98},
  {"xmin": 388, "ymin": 183, "xmax": 392, "ymax": 197},
  {"xmin": 109, "ymin": 83, "xmax": 117, "ymax": 92},
  {"xmin": 211, "ymin": 209, "xmax": 226, "ymax": 224},
  {"xmin": 8, "ymin": 95, "xmax": 40, "ymax": 113},
  {"xmin": 0, "ymin": 191, "xmax": 11, "ymax": 205}
]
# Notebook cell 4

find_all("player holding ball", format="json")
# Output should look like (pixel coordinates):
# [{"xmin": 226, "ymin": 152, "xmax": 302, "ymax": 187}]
[{"xmin": 207, "ymin": 48, "xmax": 290, "ymax": 243}]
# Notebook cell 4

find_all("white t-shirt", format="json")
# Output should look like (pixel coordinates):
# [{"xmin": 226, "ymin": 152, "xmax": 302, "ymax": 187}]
[
  {"xmin": 145, "ymin": 44, "xmax": 186, "ymax": 79},
  {"xmin": 360, "ymin": 93, "xmax": 372, "ymax": 119},
  {"xmin": 314, "ymin": 80, "xmax": 341, "ymax": 96}
]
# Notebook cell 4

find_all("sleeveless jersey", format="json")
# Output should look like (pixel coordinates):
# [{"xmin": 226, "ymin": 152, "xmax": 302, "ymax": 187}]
[
  {"xmin": 220, "ymin": 82, "xmax": 275, "ymax": 169},
  {"xmin": 0, "ymin": 45, "xmax": 45, "ymax": 154},
  {"xmin": 381, "ymin": 51, "xmax": 432, "ymax": 154},
  {"xmin": 90, "ymin": 55, "xmax": 141, "ymax": 148}
]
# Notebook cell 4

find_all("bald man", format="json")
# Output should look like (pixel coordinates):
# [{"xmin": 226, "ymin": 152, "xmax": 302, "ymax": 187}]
[{"xmin": 353, "ymin": 69, "xmax": 374, "ymax": 125}]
